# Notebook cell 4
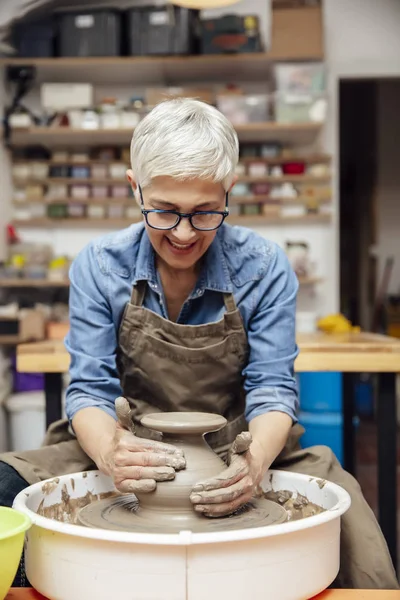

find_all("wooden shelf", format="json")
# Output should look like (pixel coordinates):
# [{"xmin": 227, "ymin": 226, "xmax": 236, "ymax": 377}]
[
  {"xmin": 231, "ymin": 194, "xmax": 331, "ymax": 205},
  {"xmin": 238, "ymin": 175, "xmax": 330, "ymax": 184},
  {"xmin": 14, "ymin": 174, "xmax": 330, "ymax": 187},
  {"xmin": 12, "ymin": 153, "xmax": 331, "ymax": 167},
  {"xmin": 297, "ymin": 276, "xmax": 323, "ymax": 286},
  {"xmin": 0, "ymin": 279, "xmax": 69, "ymax": 288},
  {"xmin": 12, "ymin": 214, "xmax": 331, "ymax": 229},
  {"xmin": 14, "ymin": 178, "xmax": 129, "ymax": 186},
  {"xmin": 13, "ymin": 197, "xmax": 134, "ymax": 205},
  {"xmin": 0, "ymin": 52, "xmax": 324, "ymax": 86},
  {"xmin": 14, "ymin": 194, "xmax": 331, "ymax": 206},
  {"xmin": 10, "ymin": 123, "xmax": 323, "ymax": 147},
  {"xmin": 0, "ymin": 335, "xmax": 21, "ymax": 345},
  {"xmin": 239, "ymin": 154, "xmax": 331, "ymax": 164}
]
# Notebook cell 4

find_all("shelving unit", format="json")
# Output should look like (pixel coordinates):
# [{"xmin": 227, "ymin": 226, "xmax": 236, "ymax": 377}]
[{"xmin": 2, "ymin": 35, "xmax": 329, "ymax": 307}]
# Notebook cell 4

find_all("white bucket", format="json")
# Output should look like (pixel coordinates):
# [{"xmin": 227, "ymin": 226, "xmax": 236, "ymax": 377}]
[{"xmin": 5, "ymin": 392, "xmax": 46, "ymax": 451}]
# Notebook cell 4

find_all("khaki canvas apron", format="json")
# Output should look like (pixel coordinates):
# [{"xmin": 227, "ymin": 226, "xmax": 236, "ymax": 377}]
[{"xmin": 0, "ymin": 281, "xmax": 397, "ymax": 589}]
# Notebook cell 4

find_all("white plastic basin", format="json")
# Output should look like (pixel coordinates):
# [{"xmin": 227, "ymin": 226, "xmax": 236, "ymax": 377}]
[{"xmin": 14, "ymin": 469, "xmax": 350, "ymax": 600}]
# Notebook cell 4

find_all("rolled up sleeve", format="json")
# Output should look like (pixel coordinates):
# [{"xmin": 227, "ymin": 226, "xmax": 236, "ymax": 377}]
[
  {"xmin": 65, "ymin": 244, "xmax": 121, "ymax": 423},
  {"xmin": 243, "ymin": 245, "xmax": 299, "ymax": 423}
]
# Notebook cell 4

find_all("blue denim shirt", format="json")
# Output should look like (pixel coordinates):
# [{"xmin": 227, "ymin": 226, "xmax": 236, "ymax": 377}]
[{"xmin": 65, "ymin": 222, "xmax": 299, "ymax": 425}]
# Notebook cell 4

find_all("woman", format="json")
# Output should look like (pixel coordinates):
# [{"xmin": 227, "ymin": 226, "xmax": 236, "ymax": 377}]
[{"xmin": 0, "ymin": 98, "xmax": 397, "ymax": 589}]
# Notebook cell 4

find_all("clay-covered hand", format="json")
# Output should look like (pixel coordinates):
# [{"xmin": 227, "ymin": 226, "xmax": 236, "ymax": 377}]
[
  {"xmin": 190, "ymin": 432, "xmax": 264, "ymax": 517},
  {"xmin": 106, "ymin": 397, "xmax": 186, "ymax": 494}
]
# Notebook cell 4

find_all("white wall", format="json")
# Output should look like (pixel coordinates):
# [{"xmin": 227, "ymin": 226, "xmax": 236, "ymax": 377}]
[
  {"xmin": 322, "ymin": 0, "xmax": 400, "ymax": 313},
  {"xmin": 376, "ymin": 81, "xmax": 400, "ymax": 295}
]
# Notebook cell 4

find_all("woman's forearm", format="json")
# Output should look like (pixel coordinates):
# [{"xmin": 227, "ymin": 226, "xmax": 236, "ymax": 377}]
[
  {"xmin": 72, "ymin": 407, "xmax": 117, "ymax": 474},
  {"xmin": 249, "ymin": 411, "xmax": 293, "ymax": 472}
]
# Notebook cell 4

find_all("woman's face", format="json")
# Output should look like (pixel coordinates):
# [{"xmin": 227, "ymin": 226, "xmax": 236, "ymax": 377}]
[{"xmin": 127, "ymin": 174, "xmax": 232, "ymax": 272}]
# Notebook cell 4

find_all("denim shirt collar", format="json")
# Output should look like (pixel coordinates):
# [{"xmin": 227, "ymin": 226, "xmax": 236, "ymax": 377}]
[{"xmin": 133, "ymin": 228, "xmax": 232, "ymax": 294}]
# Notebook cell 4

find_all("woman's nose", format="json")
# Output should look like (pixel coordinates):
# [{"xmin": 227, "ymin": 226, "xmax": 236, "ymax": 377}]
[{"xmin": 173, "ymin": 217, "xmax": 197, "ymax": 242}]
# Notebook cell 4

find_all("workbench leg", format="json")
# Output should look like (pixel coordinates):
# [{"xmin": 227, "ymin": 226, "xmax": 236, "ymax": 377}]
[
  {"xmin": 44, "ymin": 372, "xmax": 63, "ymax": 429},
  {"xmin": 343, "ymin": 373, "xmax": 356, "ymax": 475},
  {"xmin": 377, "ymin": 373, "xmax": 398, "ymax": 572}
]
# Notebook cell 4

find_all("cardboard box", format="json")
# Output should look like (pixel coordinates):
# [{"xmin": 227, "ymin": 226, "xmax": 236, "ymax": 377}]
[
  {"xmin": 270, "ymin": 5, "xmax": 324, "ymax": 59},
  {"xmin": 46, "ymin": 322, "xmax": 70, "ymax": 340},
  {"xmin": 146, "ymin": 87, "xmax": 214, "ymax": 107}
]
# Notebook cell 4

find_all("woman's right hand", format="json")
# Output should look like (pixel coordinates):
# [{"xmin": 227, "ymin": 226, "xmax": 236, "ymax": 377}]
[{"xmin": 104, "ymin": 397, "xmax": 186, "ymax": 494}]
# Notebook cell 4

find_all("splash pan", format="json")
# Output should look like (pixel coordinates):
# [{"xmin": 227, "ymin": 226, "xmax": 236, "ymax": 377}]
[{"xmin": 14, "ymin": 470, "xmax": 351, "ymax": 600}]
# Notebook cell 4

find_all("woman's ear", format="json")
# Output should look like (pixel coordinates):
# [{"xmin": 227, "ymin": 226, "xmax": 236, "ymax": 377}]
[
  {"xmin": 126, "ymin": 170, "xmax": 140, "ymax": 206},
  {"xmin": 228, "ymin": 174, "xmax": 238, "ymax": 193}
]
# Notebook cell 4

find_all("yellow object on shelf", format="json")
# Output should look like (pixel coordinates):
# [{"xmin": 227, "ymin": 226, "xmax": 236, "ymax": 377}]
[
  {"xmin": 317, "ymin": 314, "xmax": 361, "ymax": 334},
  {"xmin": 0, "ymin": 507, "xmax": 31, "ymax": 600}
]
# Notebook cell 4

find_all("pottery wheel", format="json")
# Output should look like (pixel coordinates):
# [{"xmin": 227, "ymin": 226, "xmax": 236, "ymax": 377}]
[{"xmin": 77, "ymin": 495, "xmax": 287, "ymax": 534}]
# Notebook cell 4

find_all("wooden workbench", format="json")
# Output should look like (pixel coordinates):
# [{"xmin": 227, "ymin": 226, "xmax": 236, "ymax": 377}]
[
  {"xmin": 16, "ymin": 332, "xmax": 400, "ymax": 374},
  {"xmin": 6, "ymin": 588, "xmax": 400, "ymax": 599},
  {"xmin": 16, "ymin": 331, "xmax": 400, "ymax": 570}
]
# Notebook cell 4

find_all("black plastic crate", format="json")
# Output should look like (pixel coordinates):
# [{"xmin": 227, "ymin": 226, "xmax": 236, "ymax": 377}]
[
  {"xmin": 12, "ymin": 18, "xmax": 56, "ymax": 58},
  {"xmin": 58, "ymin": 10, "xmax": 121, "ymax": 57},
  {"xmin": 126, "ymin": 6, "xmax": 197, "ymax": 56}
]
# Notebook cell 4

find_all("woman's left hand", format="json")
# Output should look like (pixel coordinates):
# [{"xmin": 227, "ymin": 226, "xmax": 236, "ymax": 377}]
[{"xmin": 190, "ymin": 432, "xmax": 264, "ymax": 517}]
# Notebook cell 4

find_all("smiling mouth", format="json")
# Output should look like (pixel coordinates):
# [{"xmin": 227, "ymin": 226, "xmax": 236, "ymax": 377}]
[{"xmin": 166, "ymin": 238, "xmax": 197, "ymax": 252}]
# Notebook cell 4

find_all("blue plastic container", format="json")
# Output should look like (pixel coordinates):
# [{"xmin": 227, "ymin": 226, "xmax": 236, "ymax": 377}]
[
  {"xmin": 298, "ymin": 372, "xmax": 342, "ymax": 413},
  {"xmin": 298, "ymin": 411, "xmax": 343, "ymax": 465}
]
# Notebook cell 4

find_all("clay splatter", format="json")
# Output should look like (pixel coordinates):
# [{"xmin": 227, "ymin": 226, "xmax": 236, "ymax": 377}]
[
  {"xmin": 37, "ymin": 484, "xmax": 116, "ymax": 525},
  {"xmin": 70, "ymin": 478, "xmax": 75, "ymax": 491},
  {"xmin": 42, "ymin": 478, "xmax": 60, "ymax": 495},
  {"xmin": 264, "ymin": 490, "xmax": 325, "ymax": 521}
]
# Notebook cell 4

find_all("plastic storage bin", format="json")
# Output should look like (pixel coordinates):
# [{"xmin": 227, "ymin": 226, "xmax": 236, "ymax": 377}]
[
  {"xmin": 274, "ymin": 63, "xmax": 325, "ymax": 95},
  {"xmin": 274, "ymin": 92, "xmax": 327, "ymax": 123},
  {"xmin": 298, "ymin": 372, "xmax": 342, "ymax": 413},
  {"xmin": 12, "ymin": 18, "xmax": 55, "ymax": 57},
  {"xmin": 5, "ymin": 392, "xmax": 46, "ymax": 452},
  {"xmin": 126, "ymin": 6, "xmax": 196, "ymax": 56},
  {"xmin": 299, "ymin": 411, "xmax": 343, "ymax": 465},
  {"xmin": 58, "ymin": 10, "xmax": 121, "ymax": 57}
]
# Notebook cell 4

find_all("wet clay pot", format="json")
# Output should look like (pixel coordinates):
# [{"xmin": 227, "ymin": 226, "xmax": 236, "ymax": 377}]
[{"xmin": 135, "ymin": 412, "xmax": 227, "ymax": 525}]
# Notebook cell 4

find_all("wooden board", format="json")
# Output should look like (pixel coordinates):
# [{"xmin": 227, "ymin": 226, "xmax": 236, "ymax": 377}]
[
  {"xmin": 0, "ymin": 51, "xmax": 324, "ymax": 86},
  {"xmin": 12, "ymin": 214, "xmax": 331, "ymax": 230},
  {"xmin": 12, "ymin": 154, "xmax": 331, "ymax": 167},
  {"xmin": 6, "ymin": 589, "xmax": 400, "ymax": 599},
  {"xmin": 16, "ymin": 333, "xmax": 400, "ymax": 374},
  {"xmin": 315, "ymin": 592, "xmax": 400, "ymax": 599},
  {"xmin": 9, "ymin": 123, "xmax": 323, "ymax": 147},
  {"xmin": 13, "ymin": 175, "xmax": 330, "ymax": 186}
]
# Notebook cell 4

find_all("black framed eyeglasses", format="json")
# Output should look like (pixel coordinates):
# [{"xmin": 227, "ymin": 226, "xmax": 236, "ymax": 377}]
[{"xmin": 138, "ymin": 186, "xmax": 229, "ymax": 232}]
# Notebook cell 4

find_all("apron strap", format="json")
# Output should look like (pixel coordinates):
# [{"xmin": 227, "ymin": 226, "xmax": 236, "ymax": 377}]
[
  {"xmin": 223, "ymin": 292, "xmax": 237, "ymax": 313},
  {"xmin": 131, "ymin": 280, "xmax": 147, "ymax": 307}
]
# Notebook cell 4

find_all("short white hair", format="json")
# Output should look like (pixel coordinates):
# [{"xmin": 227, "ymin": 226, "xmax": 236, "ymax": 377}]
[{"xmin": 130, "ymin": 98, "xmax": 239, "ymax": 191}]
